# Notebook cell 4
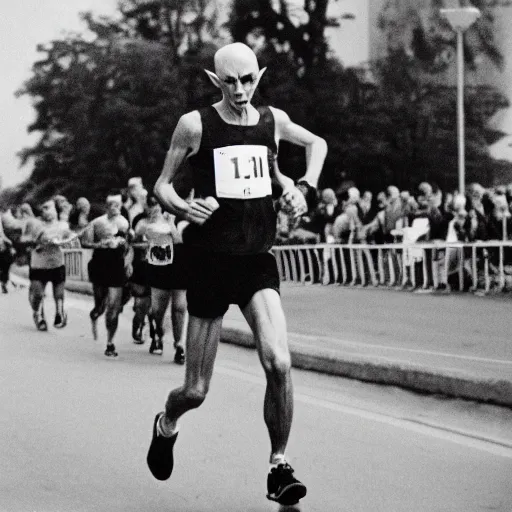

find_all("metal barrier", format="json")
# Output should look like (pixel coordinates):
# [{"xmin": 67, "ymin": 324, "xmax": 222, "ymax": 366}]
[
  {"xmin": 272, "ymin": 241, "xmax": 512, "ymax": 294},
  {"xmin": 62, "ymin": 242, "xmax": 512, "ymax": 294},
  {"xmin": 63, "ymin": 248, "xmax": 92, "ymax": 281}
]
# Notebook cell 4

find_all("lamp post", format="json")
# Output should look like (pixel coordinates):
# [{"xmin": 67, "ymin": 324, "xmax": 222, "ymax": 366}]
[{"xmin": 440, "ymin": 7, "xmax": 481, "ymax": 195}]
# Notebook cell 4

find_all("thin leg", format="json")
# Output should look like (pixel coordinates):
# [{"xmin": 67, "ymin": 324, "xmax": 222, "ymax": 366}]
[
  {"xmin": 162, "ymin": 315, "xmax": 223, "ymax": 430},
  {"xmin": 150, "ymin": 287, "xmax": 172, "ymax": 340},
  {"xmin": 241, "ymin": 289, "xmax": 293, "ymax": 462},
  {"xmin": 29, "ymin": 280, "xmax": 46, "ymax": 313},
  {"xmin": 170, "ymin": 289, "xmax": 187, "ymax": 349},
  {"xmin": 105, "ymin": 287, "xmax": 123, "ymax": 345}
]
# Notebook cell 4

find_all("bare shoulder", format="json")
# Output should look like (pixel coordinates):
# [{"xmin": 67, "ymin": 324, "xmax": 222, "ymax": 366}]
[
  {"xmin": 90, "ymin": 214, "xmax": 105, "ymax": 226},
  {"xmin": 179, "ymin": 110, "xmax": 201, "ymax": 131},
  {"xmin": 268, "ymin": 106, "xmax": 291, "ymax": 126},
  {"xmin": 176, "ymin": 111, "xmax": 202, "ymax": 141},
  {"xmin": 26, "ymin": 217, "xmax": 42, "ymax": 229},
  {"xmin": 118, "ymin": 215, "xmax": 130, "ymax": 231},
  {"xmin": 25, "ymin": 217, "xmax": 43, "ymax": 235},
  {"xmin": 134, "ymin": 218, "xmax": 148, "ymax": 237}
]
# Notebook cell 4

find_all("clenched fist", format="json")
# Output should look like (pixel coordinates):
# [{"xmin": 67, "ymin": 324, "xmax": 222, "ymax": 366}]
[{"xmin": 280, "ymin": 186, "xmax": 308, "ymax": 218}]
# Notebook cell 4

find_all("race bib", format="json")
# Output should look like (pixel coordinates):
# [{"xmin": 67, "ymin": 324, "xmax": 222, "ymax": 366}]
[
  {"xmin": 213, "ymin": 145, "xmax": 272, "ymax": 199},
  {"xmin": 147, "ymin": 243, "xmax": 173, "ymax": 266}
]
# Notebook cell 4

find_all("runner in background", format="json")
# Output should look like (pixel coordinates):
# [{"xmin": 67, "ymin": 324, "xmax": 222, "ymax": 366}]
[
  {"xmin": 144, "ymin": 195, "xmax": 187, "ymax": 363},
  {"xmin": 19, "ymin": 199, "xmax": 73, "ymax": 330},
  {"xmin": 81, "ymin": 191, "xmax": 133, "ymax": 357}
]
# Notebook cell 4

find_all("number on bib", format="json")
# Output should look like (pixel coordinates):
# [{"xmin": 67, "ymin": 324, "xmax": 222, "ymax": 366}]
[{"xmin": 213, "ymin": 145, "xmax": 272, "ymax": 199}]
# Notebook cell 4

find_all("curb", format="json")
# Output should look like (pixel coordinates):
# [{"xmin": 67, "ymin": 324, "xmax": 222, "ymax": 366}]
[
  {"xmin": 222, "ymin": 323, "xmax": 512, "ymax": 408},
  {"xmin": 11, "ymin": 267, "xmax": 512, "ymax": 408}
]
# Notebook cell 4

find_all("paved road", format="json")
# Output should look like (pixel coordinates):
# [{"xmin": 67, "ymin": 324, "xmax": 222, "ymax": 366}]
[
  {"xmin": 1, "ymin": 288, "xmax": 512, "ymax": 512},
  {"xmin": 224, "ymin": 284, "xmax": 512, "ymax": 381}
]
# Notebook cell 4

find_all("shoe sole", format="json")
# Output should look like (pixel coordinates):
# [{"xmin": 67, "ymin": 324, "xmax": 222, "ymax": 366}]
[{"xmin": 267, "ymin": 482, "xmax": 307, "ymax": 506}]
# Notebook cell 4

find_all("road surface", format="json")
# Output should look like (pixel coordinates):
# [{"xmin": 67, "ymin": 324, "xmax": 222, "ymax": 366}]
[{"xmin": 1, "ymin": 287, "xmax": 511, "ymax": 512}]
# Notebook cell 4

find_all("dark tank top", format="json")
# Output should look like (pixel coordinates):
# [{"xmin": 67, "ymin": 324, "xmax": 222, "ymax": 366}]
[{"xmin": 185, "ymin": 106, "xmax": 277, "ymax": 255}]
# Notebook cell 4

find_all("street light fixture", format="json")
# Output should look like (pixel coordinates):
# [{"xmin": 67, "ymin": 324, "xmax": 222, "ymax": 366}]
[{"xmin": 440, "ymin": 7, "xmax": 481, "ymax": 195}]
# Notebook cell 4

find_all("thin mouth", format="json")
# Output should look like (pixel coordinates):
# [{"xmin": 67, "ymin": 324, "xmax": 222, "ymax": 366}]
[{"xmin": 235, "ymin": 100, "xmax": 248, "ymax": 106}]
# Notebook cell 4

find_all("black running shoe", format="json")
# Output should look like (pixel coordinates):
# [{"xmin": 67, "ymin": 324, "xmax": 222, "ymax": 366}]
[
  {"xmin": 104, "ymin": 344, "xmax": 118, "ymax": 357},
  {"xmin": 54, "ymin": 312, "xmax": 67, "ymax": 329},
  {"xmin": 33, "ymin": 311, "xmax": 48, "ymax": 331},
  {"xmin": 267, "ymin": 463, "xmax": 307, "ymax": 506},
  {"xmin": 132, "ymin": 317, "xmax": 145, "ymax": 344},
  {"xmin": 147, "ymin": 412, "xmax": 179, "ymax": 481},
  {"xmin": 174, "ymin": 346, "xmax": 185, "ymax": 365},
  {"xmin": 149, "ymin": 338, "xmax": 163, "ymax": 355}
]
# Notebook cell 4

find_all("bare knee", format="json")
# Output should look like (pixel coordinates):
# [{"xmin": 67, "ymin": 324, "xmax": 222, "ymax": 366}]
[
  {"xmin": 106, "ymin": 304, "xmax": 122, "ymax": 323},
  {"xmin": 172, "ymin": 292, "xmax": 187, "ymax": 317},
  {"xmin": 182, "ymin": 386, "xmax": 207, "ymax": 409},
  {"xmin": 261, "ymin": 344, "xmax": 291, "ymax": 378}
]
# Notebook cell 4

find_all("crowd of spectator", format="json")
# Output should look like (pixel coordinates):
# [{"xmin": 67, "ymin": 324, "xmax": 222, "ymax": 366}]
[
  {"xmin": 277, "ymin": 181, "xmax": 512, "ymax": 247},
  {"xmin": 276, "ymin": 181, "xmax": 512, "ymax": 292},
  {"xmin": 2, "ymin": 179, "xmax": 512, "ymax": 293}
]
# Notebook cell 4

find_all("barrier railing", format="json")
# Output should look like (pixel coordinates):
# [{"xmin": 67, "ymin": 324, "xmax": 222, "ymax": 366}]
[
  {"xmin": 63, "ymin": 248, "xmax": 92, "ymax": 281},
  {"xmin": 272, "ymin": 241, "xmax": 512, "ymax": 294},
  {"xmin": 63, "ymin": 242, "xmax": 512, "ymax": 294}
]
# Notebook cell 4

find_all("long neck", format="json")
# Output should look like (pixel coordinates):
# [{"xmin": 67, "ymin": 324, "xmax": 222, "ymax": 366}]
[{"xmin": 216, "ymin": 99, "xmax": 257, "ymax": 126}]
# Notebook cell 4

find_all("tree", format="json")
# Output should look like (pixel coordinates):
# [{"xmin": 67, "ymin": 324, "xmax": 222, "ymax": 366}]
[
  {"xmin": 228, "ymin": 0, "xmax": 354, "ymax": 78},
  {"xmin": 15, "ymin": 1, "xmax": 222, "ymax": 205},
  {"xmin": 377, "ymin": 0, "xmax": 512, "ymax": 73}
]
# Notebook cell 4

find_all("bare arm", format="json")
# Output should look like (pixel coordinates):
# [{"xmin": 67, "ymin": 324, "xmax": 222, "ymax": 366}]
[
  {"xmin": 19, "ymin": 218, "xmax": 42, "ymax": 246},
  {"xmin": 79, "ymin": 221, "xmax": 103, "ymax": 249},
  {"xmin": 271, "ymin": 156, "xmax": 295, "ymax": 193},
  {"xmin": 154, "ymin": 112, "xmax": 215, "ymax": 224},
  {"xmin": 271, "ymin": 107, "xmax": 328, "ymax": 188},
  {"xmin": 0, "ymin": 216, "xmax": 12, "ymax": 245}
]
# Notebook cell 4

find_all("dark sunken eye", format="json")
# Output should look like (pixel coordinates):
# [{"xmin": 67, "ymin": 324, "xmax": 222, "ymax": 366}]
[
  {"xmin": 240, "ymin": 74, "xmax": 255, "ymax": 85},
  {"xmin": 224, "ymin": 77, "xmax": 236, "ymax": 85}
]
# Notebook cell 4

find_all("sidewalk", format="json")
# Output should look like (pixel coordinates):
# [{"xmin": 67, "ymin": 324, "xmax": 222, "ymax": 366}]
[{"xmin": 11, "ymin": 266, "xmax": 512, "ymax": 407}]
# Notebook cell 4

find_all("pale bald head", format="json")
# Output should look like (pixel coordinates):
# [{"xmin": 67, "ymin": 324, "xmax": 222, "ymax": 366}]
[{"xmin": 214, "ymin": 43, "xmax": 259, "ymax": 77}]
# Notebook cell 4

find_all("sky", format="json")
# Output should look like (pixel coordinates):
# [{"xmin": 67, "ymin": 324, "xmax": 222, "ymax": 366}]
[
  {"xmin": 0, "ymin": 0, "xmax": 368, "ymax": 190},
  {"xmin": 0, "ymin": 0, "xmax": 119, "ymax": 189}
]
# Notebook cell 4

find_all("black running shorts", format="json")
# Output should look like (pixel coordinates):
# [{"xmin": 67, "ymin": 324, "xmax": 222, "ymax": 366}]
[
  {"xmin": 88, "ymin": 249, "xmax": 126, "ymax": 288},
  {"xmin": 29, "ymin": 265, "xmax": 66, "ymax": 286},
  {"xmin": 130, "ymin": 259, "xmax": 150, "ymax": 297},
  {"xmin": 147, "ymin": 245, "xmax": 189, "ymax": 291},
  {"xmin": 186, "ymin": 250, "xmax": 280, "ymax": 318}
]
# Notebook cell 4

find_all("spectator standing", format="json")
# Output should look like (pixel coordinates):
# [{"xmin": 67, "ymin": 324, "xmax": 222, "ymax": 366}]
[
  {"xmin": 309, "ymin": 188, "xmax": 339, "ymax": 243},
  {"xmin": 53, "ymin": 195, "xmax": 72, "ymax": 223},
  {"xmin": 126, "ymin": 177, "xmax": 148, "ymax": 226},
  {"xmin": 69, "ymin": 197, "xmax": 91, "ymax": 232}
]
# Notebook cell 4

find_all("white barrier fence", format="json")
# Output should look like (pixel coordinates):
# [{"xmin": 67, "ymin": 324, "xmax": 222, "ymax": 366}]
[
  {"xmin": 63, "ymin": 248, "xmax": 93, "ymax": 282},
  {"xmin": 272, "ymin": 241, "xmax": 512, "ymax": 294},
  {"xmin": 64, "ymin": 242, "xmax": 512, "ymax": 294}
]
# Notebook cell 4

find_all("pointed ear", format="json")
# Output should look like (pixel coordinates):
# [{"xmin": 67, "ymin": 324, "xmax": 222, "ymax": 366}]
[
  {"xmin": 254, "ymin": 67, "xmax": 266, "ymax": 89},
  {"xmin": 252, "ymin": 68, "xmax": 267, "ymax": 93},
  {"xmin": 205, "ymin": 69, "xmax": 221, "ymax": 88},
  {"xmin": 247, "ymin": 67, "xmax": 266, "ymax": 100}
]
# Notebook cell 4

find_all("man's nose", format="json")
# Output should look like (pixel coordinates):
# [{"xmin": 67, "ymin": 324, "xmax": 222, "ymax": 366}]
[{"xmin": 234, "ymin": 79, "xmax": 244, "ymax": 95}]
